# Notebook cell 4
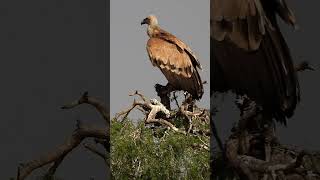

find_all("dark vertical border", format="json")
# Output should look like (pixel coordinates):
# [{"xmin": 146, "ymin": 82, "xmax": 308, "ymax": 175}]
[
  {"xmin": 0, "ymin": 0, "xmax": 111, "ymax": 179},
  {"xmin": 105, "ymin": 0, "xmax": 111, "ymax": 178}
]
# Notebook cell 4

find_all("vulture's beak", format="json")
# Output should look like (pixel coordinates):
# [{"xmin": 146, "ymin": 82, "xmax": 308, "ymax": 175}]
[{"xmin": 141, "ymin": 18, "xmax": 148, "ymax": 25}]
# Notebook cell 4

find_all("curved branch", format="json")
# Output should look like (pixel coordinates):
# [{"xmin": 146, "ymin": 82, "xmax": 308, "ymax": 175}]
[
  {"xmin": 129, "ymin": 90, "xmax": 148, "ymax": 102},
  {"xmin": 115, "ymin": 99, "xmax": 149, "ymax": 121},
  {"xmin": 44, "ymin": 155, "xmax": 65, "ymax": 178},
  {"xmin": 61, "ymin": 91, "xmax": 109, "ymax": 124},
  {"xmin": 295, "ymin": 61, "xmax": 315, "ymax": 72},
  {"xmin": 116, "ymin": 91, "xmax": 210, "ymax": 137},
  {"xmin": 18, "ymin": 125, "xmax": 108, "ymax": 180}
]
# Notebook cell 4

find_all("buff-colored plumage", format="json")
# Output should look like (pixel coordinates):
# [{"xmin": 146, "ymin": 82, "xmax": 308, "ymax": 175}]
[{"xmin": 142, "ymin": 15, "xmax": 203, "ymax": 99}]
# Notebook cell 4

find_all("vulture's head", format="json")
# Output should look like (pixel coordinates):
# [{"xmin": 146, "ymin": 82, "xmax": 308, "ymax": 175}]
[{"xmin": 141, "ymin": 15, "xmax": 158, "ymax": 26}]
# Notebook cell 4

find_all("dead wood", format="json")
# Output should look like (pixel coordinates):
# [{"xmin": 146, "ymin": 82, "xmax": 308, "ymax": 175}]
[
  {"xmin": 212, "ymin": 95, "xmax": 320, "ymax": 180},
  {"xmin": 211, "ymin": 62, "xmax": 319, "ymax": 180},
  {"xmin": 115, "ymin": 90, "xmax": 210, "ymax": 149},
  {"xmin": 17, "ymin": 92, "xmax": 109, "ymax": 180},
  {"xmin": 295, "ymin": 61, "xmax": 316, "ymax": 72}
]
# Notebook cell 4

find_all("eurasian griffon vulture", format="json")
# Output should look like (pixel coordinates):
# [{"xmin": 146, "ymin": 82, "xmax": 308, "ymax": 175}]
[
  {"xmin": 141, "ymin": 15, "xmax": 204, "ymax": 101},
  {"xmin": 211, "ymin": 0, "xmax": 300, "ymax": 124}
]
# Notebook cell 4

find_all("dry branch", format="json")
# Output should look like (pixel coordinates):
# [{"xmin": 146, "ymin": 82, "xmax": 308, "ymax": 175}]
[
  {"xmin": 62, "ymin": 91, "xmax": 109, "ymax": 124},
  {"xmin": 18, "ymin": 125, "xmax": 107, "ymax": 180},
  {"xmin": 191, "ymin": 143, "xmax": 210, "ymax": 151},
  {"xmin": 216, "ymin": 94, "xmax": 320, "ymax": 180},
  {"xmin": 17, "ymin": 92, "xmax": 109, "ymax": 180},
  {"xmin": 115, "ymin": 90, "xmax": 209, "ymax": 136},
  {"xmin": 295, "ymin": 61, "xmax": 315, "ymax": 72},
  {"xmin": 146, "ymin": 118, "xmax": 186, "ymax": 135},
  {"xmin": 224, "ymin": 133, "xmax": 319, "ymax": 180},
  {"xmin": 44, "ymin": 155, "xmax": 65, "ymax": 178}
]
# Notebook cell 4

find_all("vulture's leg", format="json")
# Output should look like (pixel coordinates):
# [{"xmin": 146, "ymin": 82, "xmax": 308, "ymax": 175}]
[
  {"xmin": 235, "ymin": 95, "xmax": 259, "ymax": 155},
  {"xmin": 254, "ymin": 111, "xmax": 277, "ymax": 162},
  {"xmin": 183, "ymin": 94, "xmax": 195, "ymax": 111},
  {"xmin": 154, "ymin": 83, "xmax": 175, "ymax": 110},
  {"xmin": 263, "ymin": 119, "xmax": 276, "ymax": 162}
]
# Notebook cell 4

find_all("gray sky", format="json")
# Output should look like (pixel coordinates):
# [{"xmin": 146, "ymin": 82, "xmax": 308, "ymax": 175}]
[
  {"xmin": 213, "ymin": 0, "xmax": 320, "ymax": 150},
  {"xmin": 110, "ymin": 0, "xmax": 210, "ymax": 118}
]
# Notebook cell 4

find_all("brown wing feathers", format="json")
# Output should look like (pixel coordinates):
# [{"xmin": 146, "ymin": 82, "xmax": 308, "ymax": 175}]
[
  {"xmin": 147, "ymin": 38, "xmax": 193, "ymax": 78},
  {"xmin": 212, "ymin": 0, "xmax": 267, "ymax": 51},
  {"xmin": 146, "ymin": 29, "xmax": 203, "ymax": 99},
  {"xmin": 157, "ymin": 29, "xmax": 202, "ymax": 69}
]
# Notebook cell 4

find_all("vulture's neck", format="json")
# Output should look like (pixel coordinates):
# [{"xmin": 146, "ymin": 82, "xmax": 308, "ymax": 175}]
[{"xmin": 147, "ymin": 25, "xmax": 160, "ymax": 38}]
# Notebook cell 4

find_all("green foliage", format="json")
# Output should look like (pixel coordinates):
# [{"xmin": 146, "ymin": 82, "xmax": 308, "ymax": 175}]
[{"xmin": 111, "ymin": 118, "xmax": 210, "ymax": 180}]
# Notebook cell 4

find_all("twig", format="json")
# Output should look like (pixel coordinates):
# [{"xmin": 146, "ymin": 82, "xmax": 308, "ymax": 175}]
[
  {"xmin": 136, "ymin": 106, "xmax": 147, "ymax": 114},
  {"xmin": 129, "ymin": 90, "xmax": 148, "ymax": 102},
  {"xmin": 295, "ymin": 61, "xmax": 315, "ymax": 72},
  {"xmin": 44, "ymin": 155, "xmax": 66, "ymax": 178},
  {"xmin": 116, "ymin": 91, "xmax": 210, "ymax": 137},
  {"xmin": 172, "ymin": 91, "xmax": 180, "ymax": 108},
  {"xmin": 61, "ymin": 91, "xmax": 109, "ymax": 124},
  {"xmin": 147, "ymin": 118, "xmax": 186, "ymax": 135},
  {"xmin": 191, "ymin": 143, "xmax": 210, "ymax": 151},
  {"xmin": 197, "ymin": 136, "xmax": 210, "ymax": 150},
  {"xmin": 115, "ymin": 99, "xmax": 149, "ymax": 121}
]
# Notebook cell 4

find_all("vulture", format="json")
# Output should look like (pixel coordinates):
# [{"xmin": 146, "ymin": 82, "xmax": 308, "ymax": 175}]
[
  {"xmin": 211, "ymin": 0, "xmax": 300, "ymax": 124},
  {"xmin": 141, "ymin": 15, "xmax": 204, "ymax": 100}
]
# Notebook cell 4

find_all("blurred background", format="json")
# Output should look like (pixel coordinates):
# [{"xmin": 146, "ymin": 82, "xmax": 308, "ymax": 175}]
[
  {"xmin": 212, "ymin": 0, "xmax": 320, "ymax": 151},
  {"xmin": 0, "ymin": 0, "xmax": 108, "ymax": 179}
]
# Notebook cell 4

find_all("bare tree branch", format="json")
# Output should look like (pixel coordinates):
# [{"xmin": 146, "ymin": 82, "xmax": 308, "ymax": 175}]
[
  {"xmin": 115, "ymin": 99, "xmax": 149, "ymax": 121},
  {"xmin": 115, "ymin": 91, "xmax": 209, "ymax": 136},
  {"xmin": 61, "ymin": 91, "xmax": 109, "ymax": 124},
  {"xmin": 44, "ymin": 155, "xmax": 66, "ymax": 178},
  {"xmin": 129, "ymin": 90, "xmax": 147, "ymax": 102},
  {"xmin": 172, "ymin": 91, "xmax": 180, "ymax": 109},
  {"xmin": 295, "ymin": 61, "xmax": 316, "ymax": 72},
  {"xmin": 18, "ymin": 124, "xmax": 107, "ymax": 180},
  {"xmin": 191, "ymin": 143, "xmax": 210, "ymax": 151}
]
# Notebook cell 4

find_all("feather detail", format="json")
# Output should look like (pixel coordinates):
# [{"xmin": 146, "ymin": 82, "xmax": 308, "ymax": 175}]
[
  {"xmin": 212, "ymin": 0, "xmax": 300, "ymax": 124},
  {"xmin": 146, "ymin": 34, "xmax": 203, "ymax": 99}
]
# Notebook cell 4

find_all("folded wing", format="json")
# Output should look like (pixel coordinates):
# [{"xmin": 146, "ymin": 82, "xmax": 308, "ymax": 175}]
[
  {"xmin": 211, "ymin": 0, "xmax": 300, "ymax": 123},
  {"xmin": 147, "ymin": 30, "xmax": 203, "ymax": 99}
]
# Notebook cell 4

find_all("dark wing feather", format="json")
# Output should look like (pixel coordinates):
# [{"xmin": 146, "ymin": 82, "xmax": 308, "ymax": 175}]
[
  {"xmin": 274, "ymin": 0, "xmax": 296, "ymax": 26},
  {"xmin": 211, "ymin": 0, "xmax": 300, "ymax": 123}
]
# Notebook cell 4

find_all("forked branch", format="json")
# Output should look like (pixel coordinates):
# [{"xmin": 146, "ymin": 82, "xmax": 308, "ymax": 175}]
[
  {"xmin": 17, "ymin": 92, "xmax": 109, "ymax": 180},
  {"xmin": 115, "ymin": 91, "xmax": 209, "ymax": 136}
]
